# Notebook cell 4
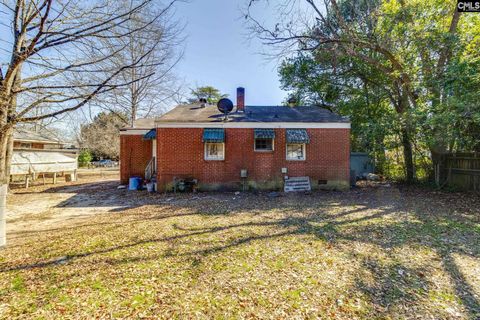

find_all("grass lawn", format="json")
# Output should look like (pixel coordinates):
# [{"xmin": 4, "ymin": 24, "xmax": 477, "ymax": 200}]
[{"xmin": 0, "ymin": 180, "xmax": 479, "ymax": 319}]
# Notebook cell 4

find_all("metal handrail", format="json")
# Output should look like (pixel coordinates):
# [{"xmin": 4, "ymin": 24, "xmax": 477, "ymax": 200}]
[{"xmin": 145, "ymin": 157, "xmax": 155, "ymax": 180}]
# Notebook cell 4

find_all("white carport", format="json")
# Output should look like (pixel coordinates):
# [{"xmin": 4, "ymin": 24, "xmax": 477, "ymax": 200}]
[{"xmin": 10, "ymin": 149, "xmax": 78, "ymax": 186}]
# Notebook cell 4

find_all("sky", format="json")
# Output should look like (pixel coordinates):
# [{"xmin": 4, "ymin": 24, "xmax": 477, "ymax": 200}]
[
  {"xmin": 175, "ymin": 0, "xmax": 288, "ymax": 106},
  {"xmin": 0, "ymin": 0, "xmax": 292, "ymax": 138}
]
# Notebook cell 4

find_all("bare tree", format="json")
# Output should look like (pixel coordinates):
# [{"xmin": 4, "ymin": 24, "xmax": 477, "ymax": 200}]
[
  {"xmin": 0, "ymin": 0, "xmax": 183, "ymax": 246},
  {"xmin": 91, "ymin": 0, "xmax": 185, "ymax": 126},
  {"xmin": 80, "ymin": 111, "xmax": 125, "ymax": 159}
]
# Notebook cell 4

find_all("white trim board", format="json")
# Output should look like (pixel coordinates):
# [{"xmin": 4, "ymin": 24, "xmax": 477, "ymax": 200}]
[
  {"xmin": 120, "ymin": 129, "xmax": 151, "ymax": 135},
  {"xmin": 155, "ymin": 122, "xmax": 350, "ymax": 129},
  {"xmin": 15, "ymin": 139, "xmax": 59, "ymax": 144}
]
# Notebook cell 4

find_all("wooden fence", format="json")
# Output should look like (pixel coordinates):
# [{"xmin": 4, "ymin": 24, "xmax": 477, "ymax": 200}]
[{"xmin": 436, "ymin": 152, "xmax": 480, "ymax": 191}]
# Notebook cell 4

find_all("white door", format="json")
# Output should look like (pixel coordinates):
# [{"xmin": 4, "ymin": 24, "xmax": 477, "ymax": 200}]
[{"xmin": 152, "ymin": 139, "xmax": 157, "ymax": 171}]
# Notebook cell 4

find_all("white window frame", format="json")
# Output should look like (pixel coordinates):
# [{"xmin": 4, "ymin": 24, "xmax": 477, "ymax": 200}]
[
  {"xmin": 286, "ymin": 143, "xmax": 306, "ymax": 161},
  {"xmin": 204, "ymin": 142, "xmax": 225, "ymax": 161},
  {"xmin": 254, "ymin": 138, "xmax": 274, "ymax": 152}
]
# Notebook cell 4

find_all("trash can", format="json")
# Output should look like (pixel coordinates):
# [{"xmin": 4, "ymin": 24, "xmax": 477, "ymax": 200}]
[
  {"xmin": 146, "ymin": 182, "xmax": 155, "ymax": 192},
  {"xmin": 128, "ymin": 176, "xmax": 142, "ymax": 191}
]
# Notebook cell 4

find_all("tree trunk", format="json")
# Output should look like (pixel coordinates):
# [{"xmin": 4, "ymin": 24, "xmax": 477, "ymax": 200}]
[
  {"xmin": 0, "ymin": 183, "xmax": 6, "ymax": 247},
  {"xmin": 0, "ymin": 127, "xmax": 13, "ymax": 247},
  {"xmin": 0, "ymin": 79, "xmax": 16, "ymax": 247},
  {"xmin": 401, "ymin": 127, "xmax": 415, "ymax": 183},
  {"xmin": 130, "ymin": 100, "xmax": 137, "ymax": 127},
  {"xmin": 373, "ymin": 134, "xmax": 386, "ymax": 174},
  {"xmin": 394, "ymin": 83, "xmax": 416, "ymax": 184}
]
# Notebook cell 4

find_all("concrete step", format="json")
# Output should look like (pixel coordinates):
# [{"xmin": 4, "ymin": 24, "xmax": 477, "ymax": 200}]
[{"xmin": 284, "ymin": 176, "xmax": 311, "ymax": 192}]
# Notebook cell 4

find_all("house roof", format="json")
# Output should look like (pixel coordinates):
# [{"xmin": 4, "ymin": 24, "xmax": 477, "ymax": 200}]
[
  {"xmin": 14, "ymin": 128, "xmax": 61, "ymax": 144},
  {"xmin": 156, "ymin": 105, "xmax": 349, "ymax": 124},
  {"xmin": 131, "ymin": 118, "xmax": 156, "ymax": 129}
]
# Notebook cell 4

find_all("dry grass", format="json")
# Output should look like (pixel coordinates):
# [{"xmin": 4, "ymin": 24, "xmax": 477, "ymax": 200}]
[{"xmin": 0, "ymin": 180, "xmax": 479, "ymax": 319}]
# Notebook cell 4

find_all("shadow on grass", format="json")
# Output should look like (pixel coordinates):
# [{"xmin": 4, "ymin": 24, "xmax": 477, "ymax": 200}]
[{"xmin": 3, "ymin": 182, "xmax": 480, "ymax": 318}]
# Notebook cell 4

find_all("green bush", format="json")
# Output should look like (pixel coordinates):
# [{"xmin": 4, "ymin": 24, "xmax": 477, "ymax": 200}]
[{"xmin": 78, "ymin": 150, "xmax": 93, "ymax": 167}]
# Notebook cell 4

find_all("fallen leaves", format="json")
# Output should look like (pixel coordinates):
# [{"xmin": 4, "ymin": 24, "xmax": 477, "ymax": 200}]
[{"xmin": 0, "ymin": 179, "xmax": 479, "ymax": 319}]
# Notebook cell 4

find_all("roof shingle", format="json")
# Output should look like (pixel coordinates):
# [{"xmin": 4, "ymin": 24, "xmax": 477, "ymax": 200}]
[
  {"xmin": 157, "ymin": 105, "xmax": 349, "ymax": 124},
  {"xmin": 13, "ymin": 128, "xmax": 60, "ymax": 144}
]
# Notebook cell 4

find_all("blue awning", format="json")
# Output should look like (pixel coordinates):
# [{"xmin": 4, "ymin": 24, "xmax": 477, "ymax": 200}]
[
  {"xmin": 143, "ymin": 129, "xmax": 156, "ymax": 140},
  {"xmin": 203, "ymin": 128, "xmax": 225, "ymax": 143},
  {"xmin": 254, "ymin": 129, "xmax": 275, "ymax": 139},
  {"xmin": 286, "ymin": 129, "xmax": 310, "ymax": 143}
]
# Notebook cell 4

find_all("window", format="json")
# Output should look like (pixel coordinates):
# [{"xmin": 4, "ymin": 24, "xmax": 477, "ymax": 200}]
[
  {"xmin": 286, "ymin": 143, "xmax": 306, "ymax": 160},
  {"xmin": 19, "ymin": 142, "xmax": 32, "ymax": 149},
  {"xmin": 254, "ymin": 138, "xmax": 273, "ymax": 151},
  {"xmin": 205, "ymin": 142, "xmax": 225, "ymax": 160}
]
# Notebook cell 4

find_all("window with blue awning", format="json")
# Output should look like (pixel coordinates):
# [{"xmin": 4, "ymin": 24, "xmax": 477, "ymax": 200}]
[
  {"xmin": 254, "ymin": 129, "xmax": 275, "ymax": 139},
  {"xmin": 286, "ymin": 129, "xmax": 310, "ymax": 144},
  {"xmin": 143, "ymin": 129, "xmax": 156, "ymax": 140},
  {"xmin": 203, "ymin": 128, "xmax": 225, "ymax": 143}
]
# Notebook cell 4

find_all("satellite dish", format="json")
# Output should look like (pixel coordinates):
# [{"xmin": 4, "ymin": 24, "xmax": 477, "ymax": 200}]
[{"xmin": 217, "ymin": 98, "xmax": 234, "ymax": 114}]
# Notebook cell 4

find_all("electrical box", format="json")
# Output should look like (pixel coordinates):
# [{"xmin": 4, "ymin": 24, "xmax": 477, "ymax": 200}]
[
  {"xmin": 240, "ymin": 169, "xmax": 248, "ymax": 178},
  {"xmin": 281, "ymin": 167, "xmax": 288, "ymax": 174}
]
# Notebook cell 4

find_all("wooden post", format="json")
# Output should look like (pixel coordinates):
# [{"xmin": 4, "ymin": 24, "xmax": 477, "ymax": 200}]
[
  {"xmin": 0, "ymin": 184, "xmax": 7, "ymax": 247},
  {"xmin": 25, "ymin": 175, "xmax": 30, "ymax": 189},
  {"xmin": 53, "ymin": 172, "xmax": 57, "ymax": 185},
  {"xmin": 42, "ymin": 173, "xmax": 46, "ymax": 185}
]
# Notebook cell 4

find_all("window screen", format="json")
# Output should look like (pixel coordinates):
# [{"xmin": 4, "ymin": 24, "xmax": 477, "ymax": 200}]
[
  {"xmin": 255, "ymin": 138, "xmax": 273, "ymax": 151},
  {"xmin": 286, "ymin": 143, "xmax": 305, "ymax": 160},
  {"xmin": 205, "ymin": 143, "xmax": 224, "ymax": 160}
]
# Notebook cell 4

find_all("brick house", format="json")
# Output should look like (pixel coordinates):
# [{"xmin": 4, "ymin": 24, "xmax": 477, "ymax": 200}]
[
  {"xmin": 14, "ymin": 128, "xmax": 66, "ymax": 150},
  {"xmin": 120, "ymin": 88, "xmax": 351, "ymax": 191}
]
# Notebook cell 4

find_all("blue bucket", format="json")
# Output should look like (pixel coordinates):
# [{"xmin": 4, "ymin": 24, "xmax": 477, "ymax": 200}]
[{"xmin": 128, "ymin": 177, "xmax": 143, "ymax": 191}]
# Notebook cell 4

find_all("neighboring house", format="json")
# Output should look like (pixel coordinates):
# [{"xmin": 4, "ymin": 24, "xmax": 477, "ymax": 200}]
[
  {"xmin": 11, "ymin": 128, "xmax": 78, "ymax": 180},
  {"xmin": 120, "ymin": 88, "xmax": 351, "ymax": 191}
]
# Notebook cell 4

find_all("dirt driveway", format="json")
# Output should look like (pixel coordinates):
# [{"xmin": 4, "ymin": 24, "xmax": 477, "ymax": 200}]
[{"xmin": 6, "ymin": 174, "xmax": 135, "ymax": 242}]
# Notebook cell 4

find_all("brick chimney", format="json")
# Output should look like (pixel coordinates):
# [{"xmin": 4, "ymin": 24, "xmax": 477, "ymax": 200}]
[{"xmin": 236, "ymin": 87, "xmax": 245, "ymax": 112}]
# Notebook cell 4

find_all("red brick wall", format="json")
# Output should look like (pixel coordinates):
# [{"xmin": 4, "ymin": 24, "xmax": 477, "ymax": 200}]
[
  {"xmin": 13, "ymin": 142, "xmax": 45, "ymax": 149},
  {"xmin": 32, "ymin": 143, "xmax": 45, "ymax": 149},
  {"xmin": 120, "ymin": 135, "xmax": 153, "ymax": 184},
  {"xmin": 155, "ymin": 128, "xmax": 350, "ymax": 191}
]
